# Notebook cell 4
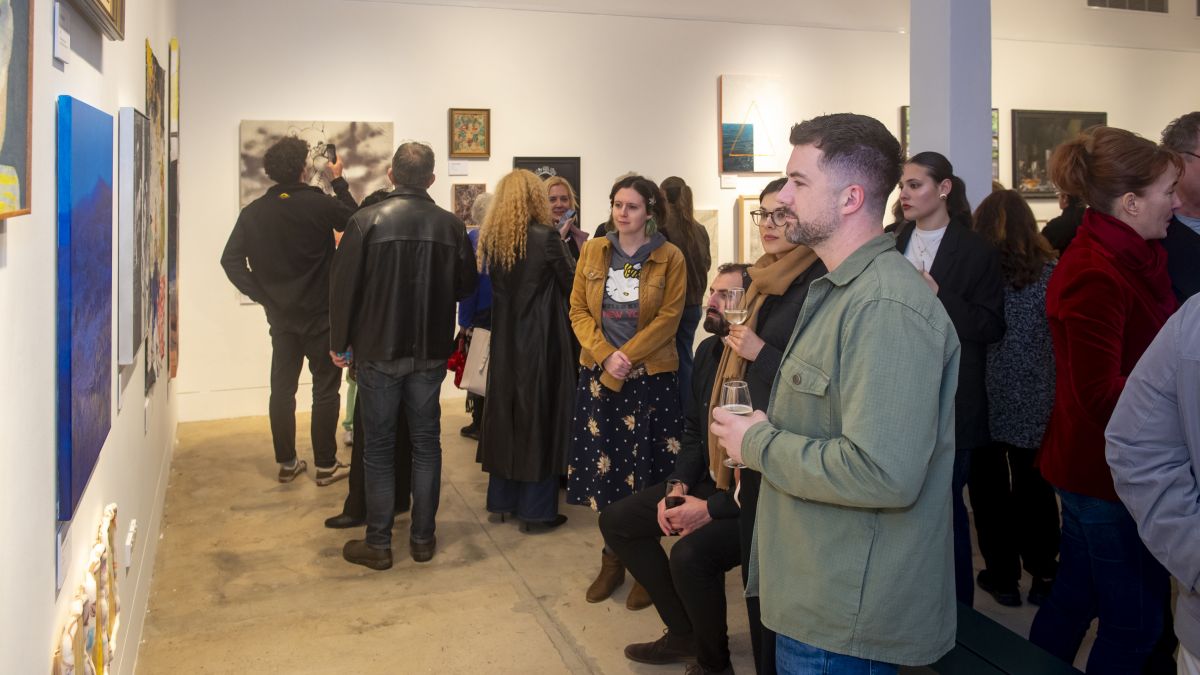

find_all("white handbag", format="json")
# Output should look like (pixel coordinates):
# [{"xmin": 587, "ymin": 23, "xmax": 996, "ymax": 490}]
[{"xmin": 460, "ymin": 328, "xmax": 491, "ymax": 396}]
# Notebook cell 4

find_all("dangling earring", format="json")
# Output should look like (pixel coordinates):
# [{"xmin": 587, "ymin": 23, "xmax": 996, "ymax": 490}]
[{"xmin": 645, "ymin": 216, "xmax": 658, "ymax": 235}]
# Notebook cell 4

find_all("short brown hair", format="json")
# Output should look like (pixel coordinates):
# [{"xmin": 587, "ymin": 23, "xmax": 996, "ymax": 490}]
[{"xmin": 789, "ymin": 113, "xmax": 902, "ymax": 218}]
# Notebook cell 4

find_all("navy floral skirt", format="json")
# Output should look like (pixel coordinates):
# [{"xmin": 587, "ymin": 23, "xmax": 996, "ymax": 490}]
[{"xmin": 566, "ymin": 365, "xmax": 682, "ymax": 512}]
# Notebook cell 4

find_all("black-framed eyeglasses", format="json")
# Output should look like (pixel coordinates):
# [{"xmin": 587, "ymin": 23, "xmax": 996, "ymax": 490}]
[{"xmin": 750, "ymin": 208, "xmax": 793, "ymax": 229}]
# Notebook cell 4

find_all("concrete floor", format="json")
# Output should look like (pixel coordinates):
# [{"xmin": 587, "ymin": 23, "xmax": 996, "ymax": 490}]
[{"xmin": 137, "ymin": 408, "xmax": 1085, "ymax": 674}]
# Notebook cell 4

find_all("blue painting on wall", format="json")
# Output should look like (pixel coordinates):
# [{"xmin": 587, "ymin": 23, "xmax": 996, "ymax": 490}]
[
  {"xmin": 57, "ymin": 96, "xmax": 114, "ymax": 521},
  {"xmin": 721, "ymin": 123, "xmax": 754, "ymax": 173}
]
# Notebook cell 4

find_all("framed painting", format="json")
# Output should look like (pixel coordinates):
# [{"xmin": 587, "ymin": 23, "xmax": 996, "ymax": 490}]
[
  {"xmin": 1012, "ymin": 109, "xmax": 1106, "ymax": 197},
  {"xmin": 239, "ymin": 120, "xmax": 394, "ymax": 209},
  {"xmin": 69, "ymin": 0, "xmax": 125, "ymax": 40},
  {"xmin": 900, "ymin": 105, "xmax": 1001, "ymax": 180},
  {"xmin": 449, "ymin": 108, "xmax": 490, "ymax": 158},
  {"xmin": 694, "ymin": 209, "xmax": 719, "ymax": 281},
  {"xmin": 56, "ymin": 95, "xmax": 113, "ymax": 521},
  {"xmin": 1, "ymin": 0, "xmax": 33, "ymax": 219},
  {"xmin": 146, "ymin": 43, "xmax": 166, "ymax": 394},
  {"xmin": 168, "ymin": 38, "xmax": 179, "ymax": 378},
  {"xmin": 117, "ymin": 107, "xmax": 148, "ymax": 367},
  {"xmin": 736, "ymin": 195, "xmax": 763, "ymax": 263},
  {"xmin": 513, "ymin": 156, "xmax": 581, "ymax": 215},
  {"xmin": 452, "ymin": 183, "xmax": 485, "ymax": 226},
  {"xmin": 719, "ymin": 75, "xmax": 784, "ymax": 174}
]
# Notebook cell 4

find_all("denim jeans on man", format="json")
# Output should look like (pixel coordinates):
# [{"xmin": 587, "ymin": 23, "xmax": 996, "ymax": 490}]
[
  {"xmin": 356, "ymin": 359, "xmax": 446, "ymax": 549},
  {"xmin": 1029, "ymin": 488, "xmax": 1168, "ymax": 673},
  {"xmin": 776, "ymin": 634, "xmax": 898, "ymax": 675}
]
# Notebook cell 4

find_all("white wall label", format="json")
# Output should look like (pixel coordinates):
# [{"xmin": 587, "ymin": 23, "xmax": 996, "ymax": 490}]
[
  {"xmin": 55, "ymin": 522, "xmax": 71, "ymax": 593},
  {"xmin": 447, "ymin": 160, "xmax": 469, "ymax": 176},
  {"xmin": 720, "ymin": 175, "xmax": 737, "ymax": 189},
  {"xmin": 53, "ymin": 2, "xmax": 71, "ymax": 63}
]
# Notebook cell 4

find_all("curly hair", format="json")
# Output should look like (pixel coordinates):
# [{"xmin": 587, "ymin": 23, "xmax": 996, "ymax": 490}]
[
  {"xmin": 263, "ymin": 137, "xmax": 309, "ymax": 184},
  {"xmin": 478, "ymin": 169, "xmax": 551, "ymax": 272}
]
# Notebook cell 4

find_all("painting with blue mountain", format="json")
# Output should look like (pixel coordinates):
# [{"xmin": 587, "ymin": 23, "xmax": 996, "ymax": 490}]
[{"xmin": 57, "ymin": 96, "xmax": 113, "ymax": 521}]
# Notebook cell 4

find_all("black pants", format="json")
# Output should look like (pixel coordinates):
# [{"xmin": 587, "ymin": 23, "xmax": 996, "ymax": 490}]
[
  {"xmin": 342, "ymin": 390, "xmax": 412, "ymax": 518},
  {"xmin": 268, "ymin": 327, "xmax": 341, "ymax": 468},
  {"xmin": 599, "ymin": 481, "xmax": 741, "ymax": 672},
  {"xmin": 737, "ymin": 470, "xmax": 777, "ymax": 675},
  {"xmin": 967, "ymin": 442, "xmax": 1060, "ymax": 585}
]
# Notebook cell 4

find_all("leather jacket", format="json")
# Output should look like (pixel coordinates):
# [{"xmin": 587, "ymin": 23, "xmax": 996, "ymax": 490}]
[{"xmin": 329, "ymin": 186, "xmax": 478, "ymax": 362}]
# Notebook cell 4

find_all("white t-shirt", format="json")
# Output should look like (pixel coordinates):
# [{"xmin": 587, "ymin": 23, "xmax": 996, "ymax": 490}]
[{"xmin": 904, "ymin": 225, "xmax": 947, "ymax": 273}]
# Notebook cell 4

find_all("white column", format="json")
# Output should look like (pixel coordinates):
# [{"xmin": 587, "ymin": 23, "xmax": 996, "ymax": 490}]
[{"xmin": 909, "ymin": 0, "xmax": 993, "ymax": 211}]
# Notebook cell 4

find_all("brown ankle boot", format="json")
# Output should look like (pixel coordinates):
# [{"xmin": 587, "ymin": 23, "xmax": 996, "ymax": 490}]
[
  {"xmin": 586, "ymin": 549, "xmax": 625, "ymax": 603},
  {"xmin": 626, "ymin": 580, "xmax": 652, "ymax": 610}
]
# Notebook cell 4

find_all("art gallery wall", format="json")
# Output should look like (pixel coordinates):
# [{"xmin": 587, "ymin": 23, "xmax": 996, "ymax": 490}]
[
  {"xmin": 175, "ymin": 0, "xmax": 1200, "ymax": 422},
  {"xmin": 0, "ymin": 1, "xmax": 179, "ymax": 673}
]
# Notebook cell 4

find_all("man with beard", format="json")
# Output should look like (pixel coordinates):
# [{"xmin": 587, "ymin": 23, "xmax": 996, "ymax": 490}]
[
  {"xmin": 598, "ymin": 263, "xmax": 751, "ymax": 675},
  {"xmin": 712, "ymin": 114, "xmax": 961, "ymax": 672}
]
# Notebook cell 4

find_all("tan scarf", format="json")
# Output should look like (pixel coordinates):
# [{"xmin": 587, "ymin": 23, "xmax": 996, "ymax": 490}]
[{"xmin": 707, "ymin": 244, "xmax": 819, "ymax": 488}]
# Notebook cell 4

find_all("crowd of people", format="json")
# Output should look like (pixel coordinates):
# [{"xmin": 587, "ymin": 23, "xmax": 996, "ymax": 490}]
[{"xmin": 221, "ymin": 110, "xmax": 1200, "ymax": 675}]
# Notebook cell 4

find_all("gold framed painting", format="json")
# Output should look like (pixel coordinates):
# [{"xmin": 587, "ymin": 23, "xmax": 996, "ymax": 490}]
[
  {"xmin": 736, "ymin": 195, "xmax": 763, "ymax": 263},
  {"xmin": 448, "ymin": 108, "xmax": 490, "ymax": 158},
  {"xmin": 70, "ymin": 0, "xmax": 124, "ymax": 40}
]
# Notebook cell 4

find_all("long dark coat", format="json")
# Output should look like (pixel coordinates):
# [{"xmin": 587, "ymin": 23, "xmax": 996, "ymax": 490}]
[
  {"xmin": 895, "ymin": 216, "xmax": 1006, "ymax": 450},
  {"xmin": 479, "ymin": 223, "xmax": 577, "ymax": 482}
]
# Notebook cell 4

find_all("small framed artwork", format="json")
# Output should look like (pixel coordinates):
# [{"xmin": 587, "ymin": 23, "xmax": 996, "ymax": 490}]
[
  {"xmin": 694, "ymin": 209, "xmax": 719, "ymax": 282},
  {"xmin": 736, "ymin": 195, "xmax": 763, "ymax": 263},
  {"xmin": 1012, "ymin": 109, "xmax": 1106, "ymax": 197},
  {"xmin": 448, "ymin": 108, "xmax": 490, "ymax": 158},
  {"xmin": 901, "ymin": 105, "xmax": 1001, "ymax": 180},
  {"xmin": 452, "ymin": 183, "xmax": 486, "ymax": 226},
  {"xmin": 69, "ymin": 0, "xmax": 125, "ymax": 40},
  {"xmin": 1, "ymin": 0, "xmax": 33, "ymax": 219}
]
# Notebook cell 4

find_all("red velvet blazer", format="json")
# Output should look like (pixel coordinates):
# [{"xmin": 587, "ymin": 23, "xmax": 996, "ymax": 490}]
[{"xmin": 1039, "ymin": 209, "xmax": 1177, "ymax": 501}]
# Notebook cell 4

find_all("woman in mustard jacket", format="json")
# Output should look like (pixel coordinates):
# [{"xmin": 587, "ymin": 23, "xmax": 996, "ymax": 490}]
[{"xmin": 568, "ymin": 175, "xmax": 687, "ymax": 604}]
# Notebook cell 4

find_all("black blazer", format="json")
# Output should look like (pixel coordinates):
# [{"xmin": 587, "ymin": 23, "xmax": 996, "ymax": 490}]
[
  {"xmin": 1163, "ymin": 216, "xmax": 1200, "ymax": 302},
  {"xmin": 895, "ymin": 216, "xmax": 1006, "ymax": 450}
]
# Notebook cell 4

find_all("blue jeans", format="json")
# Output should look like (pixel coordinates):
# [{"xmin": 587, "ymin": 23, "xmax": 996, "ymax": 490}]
[
  {"xmin": 356, "ymin": 360, "xmax": 446, "ymax": 549},
  {"xmin": 775, "ymin": 634, "xmax": 898, "ymax": 675},
  {"xmin": 675, "ymin": 304, "xmax": 702, "ymax": 411},
  {"xmin": 1029, "ymin": 489, "xmax": 1168, "ymax": 674}
]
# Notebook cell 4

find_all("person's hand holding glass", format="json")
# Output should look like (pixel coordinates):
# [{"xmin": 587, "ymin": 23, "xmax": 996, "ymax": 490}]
[{"xmin": 719, "ymin": 381, "xmax": 753, "ymax": 469}]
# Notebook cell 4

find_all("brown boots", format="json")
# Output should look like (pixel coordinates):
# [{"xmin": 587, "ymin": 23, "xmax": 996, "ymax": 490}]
[
  {"xmin": 626, "ymin": 581, "xmax": 651, "ymax": 610},
  {"xmin": 586, "ymin": 548, "xmax": 626, "ymax": 603}
]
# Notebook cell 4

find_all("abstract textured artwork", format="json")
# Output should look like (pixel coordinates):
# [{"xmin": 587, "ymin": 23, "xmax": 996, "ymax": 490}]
[
  {"xmin": 56, "ymin": 95, "xmax": 113, "ymax": 521},
  {"xmin": 145, "ymin": 42, "xmax": 166, "ymax": 394},
  {"xmin": 117, "ymin": 107, "xmax": 148, "ymax": 368},
  {"xmin": 168, "ymin": 38, "xmax": 180, "ymax": 378},
  {"xmin": 451, "ymin": 183, "xmax": 485, "ymax": 226}
]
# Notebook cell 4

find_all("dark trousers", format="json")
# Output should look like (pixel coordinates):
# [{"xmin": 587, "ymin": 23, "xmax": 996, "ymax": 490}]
[
  {"xmin": 356, "ymin": 361, "xmax": 445, "ymax": 549},
  {"xmin": 599, "ymin": 482, "xmax": 741, "ymax": 672},
  {"xmin": 738, "ymin": 470, "xmax": 777, "ymax": 675},
  {"xmin": 1029, "ymin": 489, "xmax": 1169, "ymax": 674},
  {"xmin": 268, "ymin": 327, "xmax": 341, "ymax": 468},
  {"xmin": 341, "ymin": 391, "xmax": 412, "ymax": 519},
  {"xmin": 674, "ymin": 305, "xmax": 702, "ymax": 412},
  {"xmin": 486, "ymin": 474, "xmax": 559, "ymax": 522},
  {"xmin": 952, "ymin": 448, "xmax": 974, "ymax": 606},
  {"xmin": 967, "ymin": 442, "xmax": 1060, "ymax": 585}
]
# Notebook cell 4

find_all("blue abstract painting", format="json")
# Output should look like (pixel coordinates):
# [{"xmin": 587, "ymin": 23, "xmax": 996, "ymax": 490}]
[
  {"xmin": 721, "ymin": 123, "xmax": 754, "ymax": 173},
  {"xmin": 57, "ymin": 96, "xmax": 113, "ymax": 521}
]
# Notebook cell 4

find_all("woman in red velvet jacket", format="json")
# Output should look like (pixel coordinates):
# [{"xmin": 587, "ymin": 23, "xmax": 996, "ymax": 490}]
[{"xmin": 1029, "ymin": 126, "xmax": 1182, "ymax": 673}]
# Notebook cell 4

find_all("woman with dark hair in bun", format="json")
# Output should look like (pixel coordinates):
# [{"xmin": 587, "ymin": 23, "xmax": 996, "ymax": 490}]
[
  {"xmin": 1029, "ymin": 126, "xmax": 1182, "ymax": 673},
  {"xmin": 567, "ymin": 175, "xmax": 687, "ymax": 606},
  {"xmin": 894, "ymin": 151, "xmax": 1007, "ymax": 607}
]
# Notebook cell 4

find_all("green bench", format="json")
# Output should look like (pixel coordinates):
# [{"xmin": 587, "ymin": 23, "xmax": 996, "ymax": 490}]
[{"xmin": 899, "ymin": 604, "xmax": 1082, "ymax": 674}]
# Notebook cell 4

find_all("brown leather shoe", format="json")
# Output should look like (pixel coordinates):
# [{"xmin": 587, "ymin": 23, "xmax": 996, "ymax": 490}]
[
  {"xmin": 586, "ymin": 549, "xmax": 626, "ymax": 603},
  {"xmin": 626, "ymin": 580, "xmax": 652, "ymax": 610},
  {"xmin": 342, "ymin": 539, "xmax": 392, "ymax": 571},
  {"xmin": 624, "ymin": 630, "xmax": 696, "ymax": 665}
]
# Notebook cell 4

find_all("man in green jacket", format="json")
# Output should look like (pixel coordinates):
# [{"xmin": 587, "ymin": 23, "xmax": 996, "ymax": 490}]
[{"xmin": 712, "ymin": 113, "xmax": 960, "ymax": 671}]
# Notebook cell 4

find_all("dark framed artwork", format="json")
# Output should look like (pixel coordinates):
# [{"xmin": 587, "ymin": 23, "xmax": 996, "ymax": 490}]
[
  {"xmin": 452, "ymin": 183, "xmax": 485, "ymax": 226},
  {"xmin": 1, "ymin": 0, "xmax": 33, "ymax": 219},
  {"xmin": 900, "ymin": 105, "xmax": 1001, "ymax": 180},
  {"xmin": 69, "ymin": 0, "xmax": 125, "ymax": 40},
  {"xmin": 513, "ymin": 156, "xmax": 581, "ymax": 218},
  {"xmin": 1012, "ymin": 109, "xmax": 1107, "ymax": 197},
  {"xmin": 448, "ymin": 108, "xmax": 490, "ymax": 158},
  {"xmin": 56, "ymin": 96, "xmax": 114, "ymax": 520}
]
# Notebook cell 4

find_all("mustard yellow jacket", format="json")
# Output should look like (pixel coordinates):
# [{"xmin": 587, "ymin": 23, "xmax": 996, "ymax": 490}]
[{"xmin": 570, "ymin": 236, "xmax": 686, "ymax": 392}]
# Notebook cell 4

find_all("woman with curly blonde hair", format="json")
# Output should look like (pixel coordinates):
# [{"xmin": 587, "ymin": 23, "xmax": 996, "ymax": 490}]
[{"xmin": 476, "ymin": 169, "xmax": 577, "ymax": 531}]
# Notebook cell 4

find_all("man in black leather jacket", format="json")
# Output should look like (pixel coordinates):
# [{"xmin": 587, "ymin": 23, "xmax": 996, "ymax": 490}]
[
  {"xmin": 329, "ymin": 142, "xmax": 477, "ymax": 569},
  {"xmin": 221, "ymin": 136, "xmax": 357, "ymax": 487}
]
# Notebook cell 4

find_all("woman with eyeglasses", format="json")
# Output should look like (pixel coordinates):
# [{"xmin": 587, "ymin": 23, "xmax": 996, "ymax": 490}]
[
  {"xmin": 894, "ymin": 151, "xmax": 1006, "ymax": 608},
  {"xmin": 717, "ymin": 176, "xmax": 826, "ymax": 674}
]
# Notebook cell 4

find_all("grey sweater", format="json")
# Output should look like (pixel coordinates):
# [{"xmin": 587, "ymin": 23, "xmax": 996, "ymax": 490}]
[
  {"xmin": 1106, "ymin": 294, "xmax": 1200, "ymax": 656},
  {"xmin": 600, "ymin": 232, "xmax": 666, "ymax": 349}
]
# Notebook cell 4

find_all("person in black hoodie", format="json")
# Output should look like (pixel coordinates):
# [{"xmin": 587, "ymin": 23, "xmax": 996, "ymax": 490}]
[
  {"xmin": 894, "ymin": 151, "xmax": 1006, "ymax": 607},
  {"xmin": 1041, "ymin": 191, "xmax": 1086, "ymax": 255},
  {"xmin": 220, "ymin": 136, "xmax": 357, "ymax": 485}
]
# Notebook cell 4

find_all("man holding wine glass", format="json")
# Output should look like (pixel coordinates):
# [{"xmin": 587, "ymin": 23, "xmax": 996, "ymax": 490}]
[{"xmin": 711, "ymin": 114, "xmax": 961, "ymax": 673}]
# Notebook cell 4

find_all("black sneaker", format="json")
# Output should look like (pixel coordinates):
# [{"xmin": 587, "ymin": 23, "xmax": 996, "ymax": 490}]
[
  {"xmin": 315, "ymin": 461, "xmax": 350, "ymax": 486},
  {"xmin": 459, "ymin": 424, "xmax": 479, "ymax": 440},
  {"xmin": 624, "ymin": 630, "xmax": 696, "ymax": 665},
  {"xmin": 277, "ymin": 460, "xmax": 307, "ymax": 483},
  {"xmin": 977, "ymin": 569, "xmax": 1022, "ymax": 607},
  {"xmin": 1028, "ymin": 577, "xmax": 1054, "ymax": 606},
  {"xmin": 343, "ymin": 539, "xmax": 392, "ymax": 570}
]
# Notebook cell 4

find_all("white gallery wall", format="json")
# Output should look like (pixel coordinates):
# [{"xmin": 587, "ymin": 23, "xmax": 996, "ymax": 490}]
[
  {"xmin": 176, "ymin": 0, "xmax": 1200, "ymax": 424},
  {"xmin": 0, "ymin": 1, "xmax": 179, "ymax": 673}
]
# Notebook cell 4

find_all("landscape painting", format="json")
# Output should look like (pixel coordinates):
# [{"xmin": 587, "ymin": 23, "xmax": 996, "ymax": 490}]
[{"xmin": 56, "ymin": 96, "xmax": 113, "ymax": 521}]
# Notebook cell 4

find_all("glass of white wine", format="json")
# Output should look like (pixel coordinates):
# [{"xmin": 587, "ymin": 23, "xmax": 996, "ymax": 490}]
[
  {"xmin": 720, "ymin": 380, "xmax": 752, "ymax": 469},
  {"xmin": 723, "ymin": 288, "xmax": 747, "ymax": 326}
]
